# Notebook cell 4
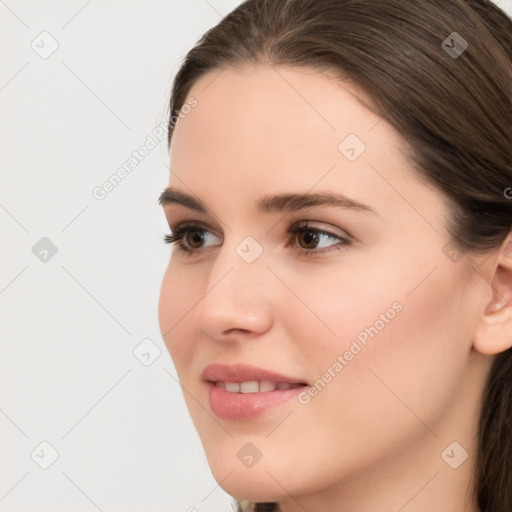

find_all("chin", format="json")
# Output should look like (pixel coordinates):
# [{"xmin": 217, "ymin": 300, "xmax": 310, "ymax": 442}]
[
  {"xmin": 204, "ymin": 452, "xmax": 288, "ymax": 503},
  {"xmin": 216, "ymin": 474, "xmax": 285, "ymax": 503}
]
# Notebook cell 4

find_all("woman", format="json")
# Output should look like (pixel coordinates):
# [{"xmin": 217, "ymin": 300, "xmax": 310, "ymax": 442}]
[{"xmin": 158, "ymin": 1, "xmax": 512, "ymax": 510}]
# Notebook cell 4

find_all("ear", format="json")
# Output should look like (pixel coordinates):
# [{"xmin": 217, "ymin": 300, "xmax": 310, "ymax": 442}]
[{"xmin": 473, "ymin": 233, "xmax": 512, "ymax": 355}]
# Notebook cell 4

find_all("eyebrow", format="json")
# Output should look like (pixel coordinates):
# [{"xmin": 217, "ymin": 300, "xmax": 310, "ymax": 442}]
[{"xmin": 158, "ymin": 187, "xmax": 378, "ymax": 215}]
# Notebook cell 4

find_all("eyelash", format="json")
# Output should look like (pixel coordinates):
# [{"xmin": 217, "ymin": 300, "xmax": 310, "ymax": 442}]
[{"xmin": 163, "ymin": 221, "xmax": 352, "ymax": 257}]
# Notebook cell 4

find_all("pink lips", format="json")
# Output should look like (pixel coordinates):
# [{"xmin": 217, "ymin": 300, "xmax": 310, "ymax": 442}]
[
  {"xmin": 202, "ymin": 363, "xmax": 308, "ymax": 420},
  {"xmin": 201, "ymin": 362, "xmax": 307, "ymax": 385}
]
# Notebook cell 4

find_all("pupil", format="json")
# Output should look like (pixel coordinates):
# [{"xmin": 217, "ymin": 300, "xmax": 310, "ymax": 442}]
[
  {"xmin": 187, "ymin": 231, "xmax": 204, "ymax": 248},
  {"xmin": 300, "ymin": 231, "xmax": 318, "ymax": 249}
]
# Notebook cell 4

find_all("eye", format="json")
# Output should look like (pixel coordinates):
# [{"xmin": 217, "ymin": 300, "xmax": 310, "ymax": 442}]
[
  {"xmin": 163, "ymin": 222, "xmax": 221, "ymax": 253},
  {"xmin": 288, "ymin": 222, "xmax": 352, "ymax": 256},
  {"xmin": 163, "ymin": 221, "xmax": 352, "ymax": 257}
]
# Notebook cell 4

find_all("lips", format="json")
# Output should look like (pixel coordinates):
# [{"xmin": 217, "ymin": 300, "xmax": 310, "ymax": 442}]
[
  {"xmin": 201, "ymin": 362, "xmax": 309, "ymax": 386},
  {"xmin": 202, "ymin": 363, "xmax": 309, "ymax": 420}
]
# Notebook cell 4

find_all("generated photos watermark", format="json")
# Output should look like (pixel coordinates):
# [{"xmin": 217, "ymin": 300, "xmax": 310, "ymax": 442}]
[
  {"xmin": 298, "ymin": 301, "xmax": 403, "ymax": 405},
  {"xmin": 92, "ymin": 97, "xmax": 198, "ymax": 201}
]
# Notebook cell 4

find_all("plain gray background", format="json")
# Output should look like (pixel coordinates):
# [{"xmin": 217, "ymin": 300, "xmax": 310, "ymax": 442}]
[{"xmin": 2, "ymin": 1, "xmax": 511, "ymax": 511}]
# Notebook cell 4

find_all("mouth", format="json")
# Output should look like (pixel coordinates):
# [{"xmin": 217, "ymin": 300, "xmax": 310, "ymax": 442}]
[
  {"xmin": 201, "ymin": 362, "xmax": 309, "ymax": 387},
  {"xmin": 202, "ymin": 363, "xmax": 309, "ymax": 420},
  {"xmin": 209, "ymin": 380, "xmax": 307, "ymax": 393}
]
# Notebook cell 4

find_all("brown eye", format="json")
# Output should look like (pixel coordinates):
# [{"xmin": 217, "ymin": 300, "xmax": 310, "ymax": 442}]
[
  {"xmin": 163, "ymin": 223, "xmax": 221, "ymax": 253},
  {"xmin": 296, "ymin": 230, "xmax": 321, "ymax": 249},
  {"xmin": 185, "ymin": 229, "xmax": 207, "ymax": 249},
  {"xmin": 288, "ymin": 222, "xmax": 352, "ymax": 257}
]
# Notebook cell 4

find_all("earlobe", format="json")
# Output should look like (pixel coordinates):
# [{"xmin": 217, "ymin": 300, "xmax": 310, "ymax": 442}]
[
  {"xmin": 474, "ymin": 305, "xmax": 512, "ymax": 355},
  {"xmin": 473, "ymin": 235, "xmax": 512, "ymax": 356}
]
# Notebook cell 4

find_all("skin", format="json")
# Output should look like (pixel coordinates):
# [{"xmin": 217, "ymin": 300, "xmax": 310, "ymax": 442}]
[{"xmin": 158, "ymin": 64, "xmax": 512, "ymax": 512}]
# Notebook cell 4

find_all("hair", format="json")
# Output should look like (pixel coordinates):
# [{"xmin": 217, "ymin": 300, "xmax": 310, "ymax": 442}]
[{"xmin": 166, "ymin": 1, "xmax": 512, "ymax": 510}]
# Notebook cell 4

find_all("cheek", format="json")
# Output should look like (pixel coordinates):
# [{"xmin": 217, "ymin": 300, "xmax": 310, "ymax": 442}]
[
  {"xmin": 271, "ymin": 257, "xmax": 408, "ymax": 370},
  {"xmin": 158, "ymin": 262, "xmax": 200, "ymax": 368},
  {"xmin": 300, "ymin": 257, "xmax": 471, "ymax": 440},
  {"xmin": 289, "ymin": 248, "xmax": 468, "ymax": 364}
]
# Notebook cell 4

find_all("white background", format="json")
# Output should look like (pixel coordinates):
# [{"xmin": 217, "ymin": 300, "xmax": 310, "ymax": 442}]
[{"xmin": 1, "ymin": 1, "xmax": 511, "ymax": 511}]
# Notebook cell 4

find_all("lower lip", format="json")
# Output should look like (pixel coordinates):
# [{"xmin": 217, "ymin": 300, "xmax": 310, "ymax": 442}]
[{"xmin": 206, "ymin": 382, "xmax": 306, "ymax": 420}]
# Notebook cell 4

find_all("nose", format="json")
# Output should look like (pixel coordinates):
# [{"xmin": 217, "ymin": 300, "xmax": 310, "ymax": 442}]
[{"xmin": 191, "ymin": 242, "xmax": 273, "ymax": 343}]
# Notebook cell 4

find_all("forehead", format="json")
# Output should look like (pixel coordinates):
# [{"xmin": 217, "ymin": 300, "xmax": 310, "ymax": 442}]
[
  {"xmin": 167, "ymin": 64, "xmax": 448, "ymax": 228},
  {"xmin": 171, "ymin": 64, "xmax": 390, "ymax": 156},
  {"xmin": 172, "ymin": 65, "xmax": 408, "ymax": 173}
]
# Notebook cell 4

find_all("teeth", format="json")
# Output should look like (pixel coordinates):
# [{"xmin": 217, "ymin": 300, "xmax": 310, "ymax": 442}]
[
  {"xmin": 225, "ymin": 382, "xmax": 240, "ymax": 392},
  {"xmin": 240, "ymin": 381, "xmax": 259, "ymax": 393},
  {"xmin": 260, "ymin": 379, "xmax": 277, "ymax": 392},
  {"xmin": 216, "ymin": 380, "xmax": 301, "ymax": 393}
]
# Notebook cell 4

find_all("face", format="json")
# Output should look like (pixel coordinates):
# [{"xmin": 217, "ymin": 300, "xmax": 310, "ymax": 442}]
[{"xmin": 158, "ymin": 64, "xmax": 491, "ymax": 506}]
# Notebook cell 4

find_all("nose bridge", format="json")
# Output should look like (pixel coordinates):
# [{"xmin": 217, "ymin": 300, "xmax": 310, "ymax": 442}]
[
  {"xmin": 208, "ymin": 233, "xmax": 268, "ymax": 295},
  {"xmin": 192, "ymin": 237, "xmax": 272, "ymax": 338}
]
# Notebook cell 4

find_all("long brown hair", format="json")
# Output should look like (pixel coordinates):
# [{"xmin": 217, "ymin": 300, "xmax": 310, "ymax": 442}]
[{"xmin": 166, "ymin": 1, "xmax": 512, "ymax": 510}]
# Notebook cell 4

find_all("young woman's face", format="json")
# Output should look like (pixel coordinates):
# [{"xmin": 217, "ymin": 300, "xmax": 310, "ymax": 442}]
[{"xmin": 159, "ymin": 65, "xmax": 492, "ymax": 507}]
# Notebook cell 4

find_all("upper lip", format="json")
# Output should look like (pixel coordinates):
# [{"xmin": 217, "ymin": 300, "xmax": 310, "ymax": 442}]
[{"xmin": 201, "ymin": 363, "xmax": 308, "ymax": 385}]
